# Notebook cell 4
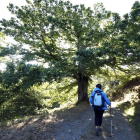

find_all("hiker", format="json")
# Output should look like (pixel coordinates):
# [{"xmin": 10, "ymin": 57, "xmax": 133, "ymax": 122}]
[{"xmin": 89, "ymin": 84, "xmax": 111, "ymax": 136}]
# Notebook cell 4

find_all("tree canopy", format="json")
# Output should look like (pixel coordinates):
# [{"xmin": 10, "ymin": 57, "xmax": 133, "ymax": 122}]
[{"xmin": 0, "ymin": 0, "xmax": 140, "ymax": 103}]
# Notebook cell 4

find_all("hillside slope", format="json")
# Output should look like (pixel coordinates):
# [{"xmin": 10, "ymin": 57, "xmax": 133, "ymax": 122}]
[
  {"xmin": 114, "ymin": 77, "xmax": 140, "ymax": 139},
  {"xmin": 0, "ymin": 77, "xmax": 140, "ymax": 140}
]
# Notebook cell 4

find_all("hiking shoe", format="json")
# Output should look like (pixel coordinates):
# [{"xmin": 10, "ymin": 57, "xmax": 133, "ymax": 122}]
[{"xmin": 95, "ymin": 128, "xmax": 99, "ymax": 136}]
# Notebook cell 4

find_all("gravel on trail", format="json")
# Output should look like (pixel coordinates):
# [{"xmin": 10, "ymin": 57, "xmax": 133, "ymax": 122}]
[
  {"xmin": 52, "ymin": 102, "xmax": 138, "ymax": 140},
  {"xmin": 0, "ymin": 102, "xmax": 139, "ymax": 140}
]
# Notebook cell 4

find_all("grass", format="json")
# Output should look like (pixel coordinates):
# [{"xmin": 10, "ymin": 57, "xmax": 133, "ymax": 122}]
[
  {"xmin": 113, "ymin": 76, "xmax": 140, "ymax": 138},
  {"xmin": 0, "ymin": 100, "xmax": 75, "ymax": 129},
  {"xmin": 118, "ymin": 101, "xmax": 140, "ymax": 137}
]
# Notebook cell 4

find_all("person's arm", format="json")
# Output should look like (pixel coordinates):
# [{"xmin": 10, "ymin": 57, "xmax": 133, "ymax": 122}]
[
  {"xmin": 89, "ymin": 92, "xmax": 95, "ymax": 105},
  {"xmin": 89, "ymin": 96, "xmax": 93, "ymax": 105},
  {"xmin": 103, "ymin": 92, "xmax": 111, "ymax": 106}
]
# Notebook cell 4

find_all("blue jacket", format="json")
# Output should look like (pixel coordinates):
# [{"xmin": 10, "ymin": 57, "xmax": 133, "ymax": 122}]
[{"xmin": 89, "ymin": 87, "xmax": 111, "ymax": 110}]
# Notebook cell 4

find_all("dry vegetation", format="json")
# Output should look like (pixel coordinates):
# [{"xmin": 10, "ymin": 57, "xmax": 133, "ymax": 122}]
[{"xmin": 114, "ymin": 77, "xmax": 140, "ymax": 138}]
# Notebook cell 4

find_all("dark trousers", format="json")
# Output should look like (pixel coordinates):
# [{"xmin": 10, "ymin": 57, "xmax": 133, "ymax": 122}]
[{"xmin": 94, "ymin": 109, "xmax": 104, "ymax": 126}]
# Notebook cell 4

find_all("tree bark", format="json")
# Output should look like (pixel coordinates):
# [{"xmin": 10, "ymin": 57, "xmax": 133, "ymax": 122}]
[{"xmin": 77, "ymin": 73, "xmax": 89, "ymax": 104}]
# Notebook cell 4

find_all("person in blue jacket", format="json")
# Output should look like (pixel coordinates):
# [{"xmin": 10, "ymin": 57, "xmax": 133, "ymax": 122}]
[{"xmin": 90, "ymin": 84, "xmax": 111, "ymax": 136}]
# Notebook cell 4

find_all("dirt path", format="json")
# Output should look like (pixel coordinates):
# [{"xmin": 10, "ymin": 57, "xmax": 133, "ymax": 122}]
[
  {"xmin": 0, "ymin": 102, "xmax": 139, "ymax": 140},
  {"xmin": 53, "ymin": 102, "xmax": 138, "ymax": 140}
]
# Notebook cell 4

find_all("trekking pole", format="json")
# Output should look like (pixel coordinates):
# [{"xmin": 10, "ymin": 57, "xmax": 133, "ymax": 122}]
[{"xmin": 110, "ymin": 103, "xmax": 114, "ymax": 137}]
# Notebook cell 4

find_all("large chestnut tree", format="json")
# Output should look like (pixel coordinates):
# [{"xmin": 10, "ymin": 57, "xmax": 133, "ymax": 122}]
[{"xmin": 0, "ymin": 0, "xmax": 139, "ymax": 103}]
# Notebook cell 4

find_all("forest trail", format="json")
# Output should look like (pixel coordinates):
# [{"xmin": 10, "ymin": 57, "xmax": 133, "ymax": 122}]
[
  {"xmin": 52, "ymin": 102, "xmax": 138, "ymax": 140},
  {"xmin": 0, "ymin": 102, "xmax": 139, "ymax": 140}
]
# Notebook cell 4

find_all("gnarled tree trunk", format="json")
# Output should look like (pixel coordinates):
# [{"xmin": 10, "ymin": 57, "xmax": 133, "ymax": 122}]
[{"xmin": 77, "ymin": 73, "xmax": 89, "ymax": 104}]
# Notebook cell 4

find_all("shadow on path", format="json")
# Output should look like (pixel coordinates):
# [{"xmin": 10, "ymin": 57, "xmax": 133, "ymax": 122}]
[
  {"xmin": 0, "ymin": 102, "xmax": 139, "ymax": 140},
  {"xmin": 79, "ymin": 102, "xmax": 138, "ymax": 140}
]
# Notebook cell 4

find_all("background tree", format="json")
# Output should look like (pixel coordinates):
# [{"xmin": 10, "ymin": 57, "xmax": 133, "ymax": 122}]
[
  {"xmin": 0, "ymin": 0, "xmax": 139, "ymax": 104},
  {"xmin": 118, "ymin": 1, "xmax": 140, "ymax": 75},
  {"xmin": 0, "ymin": 31, "xmax": 6, "ymax": 63}
]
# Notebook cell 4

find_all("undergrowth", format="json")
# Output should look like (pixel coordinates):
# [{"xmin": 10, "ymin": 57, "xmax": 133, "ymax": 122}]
[
  {"xmin": 0, "ymin": 78, "xmax": 77, "ymax": 122},
  {"xmin": 118, "ymin": 101, "xmax": 140, "ymax": 138},
  {"xmin": 115, "ymin": 76, "xmax": 140, "ymax": 138}
]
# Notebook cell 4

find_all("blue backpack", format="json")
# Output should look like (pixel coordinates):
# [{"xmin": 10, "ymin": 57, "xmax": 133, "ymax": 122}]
[{"xmin": 92, "ymin": 90, "xmax": 104, "ymax": 109}]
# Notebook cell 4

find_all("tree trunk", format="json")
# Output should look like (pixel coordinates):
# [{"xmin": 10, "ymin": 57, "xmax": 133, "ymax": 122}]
[{"xmin": 77, "ymin": 73, "xmax": 89, "ymax": 104}]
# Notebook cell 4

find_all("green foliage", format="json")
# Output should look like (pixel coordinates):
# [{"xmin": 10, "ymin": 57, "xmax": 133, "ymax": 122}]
[
  {"xmin": 0, "ymin": 62, "xmax": 43, "ymax": 90},
  {"xmin": 118, "ymin": 95, "xmax": 140, "ymax": 138},
  {"xmin": 0, "ymin": 31, "xmax": 6, "ymax": 63},
  {"xmin": 0, "ymin": 61, "xmax": 78, "ymax": 121},
  {"xmin": 112, "ymin": 73, "xmax": 140, "ymax": 137},
  {"xmin": 111, "ymin": 76, "xmax": 140, "ymax": 99},
  {"xmin": 34, "ymin": 78, "xmax": 78, "ymax": 110},
  {"xmin": 0, "ymin": 0, "xmax": 140, "ymax": 107},
  {"xmin": 0, "ymin": 62, "xmax": 46, "ymax": 121},
  {"xmin": 0, "ymin": 0, "xmax": 127, "ymax": 81},
  {"xmin": 0, "ymin": 80, "xmax": 77, "ymax": 121},
  {"xmin": 118, "ymin": 1, "xmax": 140, "ymax": 65},
  {"xmin": 0, "ymin": 31, "xmax": 5, "ymax": 43},
  {"xmin": 0, "ymin": 88, "xmax": 46, "ymax": 121}
]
